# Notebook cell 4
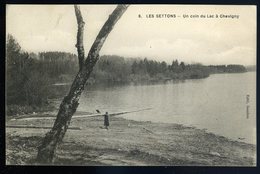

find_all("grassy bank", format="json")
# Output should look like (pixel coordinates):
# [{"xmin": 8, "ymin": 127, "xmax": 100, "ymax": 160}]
[{"xmin": 6, "ymin": 114, "xmax": 256, "ymax": 166}]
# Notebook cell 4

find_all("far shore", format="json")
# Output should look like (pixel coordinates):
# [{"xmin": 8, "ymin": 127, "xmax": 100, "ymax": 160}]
[{"xmin": 6, "ymin": 112, "xmax": 256, "ymax": 166}]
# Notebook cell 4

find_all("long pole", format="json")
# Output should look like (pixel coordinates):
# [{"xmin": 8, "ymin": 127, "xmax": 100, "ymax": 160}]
[{"xmin": 12, "ymin": 108, "xmax": 152, "ymax": 121}]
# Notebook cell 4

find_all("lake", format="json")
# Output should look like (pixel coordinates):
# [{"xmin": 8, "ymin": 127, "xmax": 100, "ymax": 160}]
[{"xmin": 78, "ymin": 72, "xmax": 256, "ymax": 144}]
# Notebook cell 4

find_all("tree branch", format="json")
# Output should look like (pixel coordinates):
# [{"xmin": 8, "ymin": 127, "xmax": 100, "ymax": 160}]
[
  {"xmin": 85, "ymin": 4, "xmax": 129, "ymax": 67},
  {"xmin": 74, "ymin": 5, "xmax": 85, "ymax": 70}
]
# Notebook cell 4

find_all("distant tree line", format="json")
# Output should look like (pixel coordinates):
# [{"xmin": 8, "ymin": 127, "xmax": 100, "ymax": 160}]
[
  {"xmin": 90, "ymin": 56, "xmax": 211, "ymax": 83},
  {"xmin": 90, "ymin": 56, "xmax": 246, "ymax": 83},
  {"xmin": 6, "ymin": 34, "xmax": 247, "ymax": 114},
  {"xmin": 245, "ymin": 65, "xmax": 256, "ymax": 72},
  {"xmin": 208, "ymin": 65, "xmax": 247, "ymax": 73}
]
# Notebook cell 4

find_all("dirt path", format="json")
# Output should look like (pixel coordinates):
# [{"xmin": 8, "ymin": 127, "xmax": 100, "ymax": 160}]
[{"xmin": 6, "ymin": 115, "xmax": 256, "ymax": 166}]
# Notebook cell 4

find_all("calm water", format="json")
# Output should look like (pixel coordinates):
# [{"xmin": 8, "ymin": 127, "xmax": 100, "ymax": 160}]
[{"xmin": 78, "ymin": 72, "xmax": 256, "ymax": 144}]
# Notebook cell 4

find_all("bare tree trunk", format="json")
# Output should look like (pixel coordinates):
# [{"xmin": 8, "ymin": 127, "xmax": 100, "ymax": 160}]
[
  {"xmin": 74, "ymin": 5, "xmax": 85, "ymax": 70},
  {"xmin": 36, "ymin": 4, "xmax": 129, "ymax": 164}
]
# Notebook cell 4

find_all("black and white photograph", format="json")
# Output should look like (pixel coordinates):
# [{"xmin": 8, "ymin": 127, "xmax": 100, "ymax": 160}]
[{"xmin": 5, "ymin": 4, "xmax": 256, "ymax": 166}]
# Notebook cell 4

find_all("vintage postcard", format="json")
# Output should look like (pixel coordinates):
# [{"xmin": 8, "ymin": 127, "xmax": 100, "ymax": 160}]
[{"xmin": 6, "ymin": 5, "xmax": 256, "ymax": 166}]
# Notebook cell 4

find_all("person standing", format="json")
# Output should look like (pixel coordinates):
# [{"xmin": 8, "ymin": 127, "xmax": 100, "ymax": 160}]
[{"xmin": 104, "ymin": 112, "xmax": 109, "ymax": 130}]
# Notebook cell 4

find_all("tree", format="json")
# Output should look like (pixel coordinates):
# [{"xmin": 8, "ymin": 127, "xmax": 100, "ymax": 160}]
[
  {"xmin": 160, "ymin": 61, "xmax": 167, "ymax": 73},
  {"xmin": 131, "ymin": 60, "xmax": 138, "ymax": 74},
  {"xmin": 171, "ymin": 59, "xmax": 179, "ymax": 72},
  {"xmin": 6, "ymin": 35, "xmax": 22, "ymax": 68},
  {"xmin": 6, "ymin": 35, "xmax": 41, "ymax": 105},
  {"xmin": 180, "ymin": 61, "xmax": 185, "ymax": 71},
  {"xmin": 36, "ymin": 5, "xmax": 129, "ymax": 163},
  {"xmin": 6, "ymin": 35, "xmax": 23, "ymax": 104}
]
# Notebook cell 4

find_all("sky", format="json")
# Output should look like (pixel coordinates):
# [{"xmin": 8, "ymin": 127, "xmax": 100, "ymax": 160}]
[{"xmin": 6, "ymin": 5, "xmax": 256, "ymax": 65}]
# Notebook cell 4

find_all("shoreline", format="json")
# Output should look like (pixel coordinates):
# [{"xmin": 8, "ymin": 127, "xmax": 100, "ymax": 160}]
[
  {"xmin": 120, "ymin": 116, "xmax": 256, "ymax": 146},
  {"xmin": 6, "ymin": 113, "xmax": 256, "ymax": 166},
  {"xmin": 9, "ymin": 109, "xmax": 255, "ymax": 145}
]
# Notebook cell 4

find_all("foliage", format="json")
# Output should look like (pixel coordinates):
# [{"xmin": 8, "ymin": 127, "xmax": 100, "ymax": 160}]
[
  {"xmin": 38, "ymin": 51, "xmax": 78, "ymax": 76},
  {"xmin": 91, "ymin": 55, "xmax": 132, "ymax": 83},
  {"xmin": 6, "ymin": 35, "xmax": 52, "ymax": 107}
]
